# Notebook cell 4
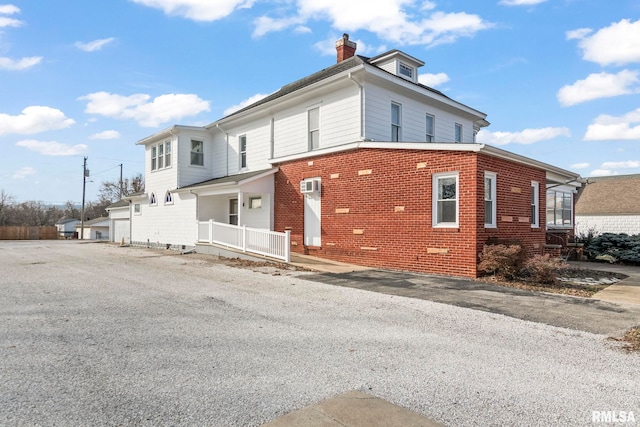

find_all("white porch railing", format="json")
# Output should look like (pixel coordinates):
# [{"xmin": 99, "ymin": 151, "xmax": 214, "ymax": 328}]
[{"xmin": 197, "ymin": 220, "xmax": 291, "ymax": 262}]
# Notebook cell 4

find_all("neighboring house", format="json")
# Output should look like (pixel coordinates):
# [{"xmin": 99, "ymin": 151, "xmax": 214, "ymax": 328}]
[
  {"xmin": 76, "ymin": 217, "xmax": 110, "ymax": 240},
  {"xmin": 575, "ymin": 174, "xmax": 640, "ymax": 236},
  {"xmin": 117, "ymin": 34, "xmax": 581, "ymax": 278},
  {"xmin": 106, "ymin": 200, "xmax": 131, "ymax": 244},
  {"xmin": 55, "ymin": 218, "xmax": 79, "ymax": 238}
]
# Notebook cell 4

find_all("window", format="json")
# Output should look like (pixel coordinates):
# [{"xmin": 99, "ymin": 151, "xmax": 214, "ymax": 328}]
[
  {"xmin": 399, "ymin": 62, "xmax": 413, "ymax": 79},
  {"xmin": 191, "ymin": 140, "xmax": 204, "ymax": 166},
  {"xmin": 249, "ymin": 197, "xmax": 262, "ymax": 209},
  {"xmin": 150, "ymin": 193, "xmax": 157, "ymax": 206},
  {"xmin": 531, "ymin": 181, "xmax": 539, "ymax": 228},
  {"xmin": 151, "ymin": 146, "xmax": 157, "ymax": 171},
  {"xmin": 454, "ymin": 123, "xmax": 462, "ymax": 143},
  {"xmin": 547, "ymin": 190, "xmax": 573, "ymax": 227},
  {"xmin": 164, "ymin": 192, "xmax": 173, "ymax": 205},
  {"xmin": 391, "ymin": 103, "xmax": 401, "ymax": 142},
  {"xmin": 308, "ymin": 107, "xmax": 320, "ymax": 150},
  {"xmin": 484, "ymin": 172, "xmax": 497, "ymax": 228},
  {"xmin": 426, "ymin": 114, "xmax": 435, "ymax": 142},
  {"xmin": 158, "ymin": 143, "xmax": 164, "ymax": 169},
  {"xmin": 239, "ymin": 135, "xmax": 247, "ymax": 169},
  {"xmin": 165, "ymin": 141, "xmax": 171, "ymax": 167},
  {"xmin": 432, "ymin": 172, "xmax": 459, "ymax": 227},
  {"xmin": 229, "ymin": 199, "xmax": 238, "ymax": 225},
  {"xmin": 134, "ymin": 203, "xmax": 141, "ymax": 214}
]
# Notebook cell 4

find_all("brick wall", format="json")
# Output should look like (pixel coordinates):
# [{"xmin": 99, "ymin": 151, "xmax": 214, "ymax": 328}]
[{"xmin": 274, "ymin": 148, "xmax": 548, "ymax": 278}]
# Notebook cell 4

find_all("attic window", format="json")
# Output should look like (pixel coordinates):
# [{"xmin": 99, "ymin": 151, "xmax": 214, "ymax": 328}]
[{"xmin": 399, "ymin": 63, "xmax": 413, "ymax": 79}]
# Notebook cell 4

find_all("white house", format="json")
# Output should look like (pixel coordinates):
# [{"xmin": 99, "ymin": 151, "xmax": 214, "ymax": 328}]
[
  {"xmin": 55, "ymin": 218, "xmax": 79, "ymax": 238},
  {"xmin": 106, "ymin": 200, "xmax": 131, "ymax": 244},
  {"xmin": 76, "ymin": 217, "xmax": 110, "ymax": 240}
]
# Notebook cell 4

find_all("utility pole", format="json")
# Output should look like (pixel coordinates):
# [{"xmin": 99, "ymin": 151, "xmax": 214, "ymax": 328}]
[
  {"xmin": 119, "ymin": 163, "xmax": 123, "ymax": 200},
  {"xmin": 80, "ymin": 157, "xmax": 88, "ymax": 240}
]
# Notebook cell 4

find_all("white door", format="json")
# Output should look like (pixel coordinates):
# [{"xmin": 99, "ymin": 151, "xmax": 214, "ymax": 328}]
[
  {"xmin": 113, "ymin": 219, "xmax": 130, "ymax": 243},
  {"xmin": 304, "ymin": 189, "xmax": 321, "ymax": 247}
]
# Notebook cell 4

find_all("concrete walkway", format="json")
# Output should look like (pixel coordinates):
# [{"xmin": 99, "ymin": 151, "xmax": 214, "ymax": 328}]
[{"xmin": 575, "ymin": 261, "xmax": 640, "ymax": 305}]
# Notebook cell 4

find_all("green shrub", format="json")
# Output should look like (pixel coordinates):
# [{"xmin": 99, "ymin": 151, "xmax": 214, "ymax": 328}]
[
  {"xmin": 478, "ymin": 244, "xmax": 525, "ymax": 280},
  {"xmin": 522, "ymin": 254, "xmax": 567, "ymax": 285},
  {"xmin": 585, "ymin": 233, "xmax": 640, "ymax": 265}
]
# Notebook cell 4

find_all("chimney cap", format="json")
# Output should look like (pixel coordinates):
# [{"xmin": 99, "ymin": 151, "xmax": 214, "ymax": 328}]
[{"xmin": 335, "ymin": 33, "xmax": 357, "ymax": 62}]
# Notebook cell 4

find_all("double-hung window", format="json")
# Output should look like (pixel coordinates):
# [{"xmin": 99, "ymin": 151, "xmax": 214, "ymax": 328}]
[
  {"xmin": 547, "ymin": 190, "xmax": 573, "ymax": 227},
  {"xmin": 308, "ymin": 107, "xmax": 320, "ymax": 150},
  {"xmin": 484, "ymin": 172, "xmax": 497, "ymax": 228},
  {"xmin": 151, "ymin": 141, "xmax": 171, "ymax": 171},
  {"xmin": 165, "ymin": 141, "xmax": 171, "ymax": 167},
  {"xmin": 391, "ymin": 103, "xmax": 401, "ymax": 142},
  {"xmin": 239, "ymin": 135, "xmax": 247, "ymax": 169},
  {"xmin": 454, "ymin": 123, "xmax": 463, "ymax": 143},
  {"xmin": 191, "ymin": 140, "xmax": 204, "ymax": 166},
  {"xmin": 229, "ymin": 199, "xmax": 238, "ymax": 225},
  {"xmin": 426, "ymin": 114, "xmax": 435, "ymax": 142},
  {"xmin": 157, "ymin": 144, "xmax": 164, "ymax": 169},
  {"xmin": 432, "ymin": 172, "xmax": 459, "ymax": 227},
  {"xmin": 151, "ymin": 146, "xmax": 157, "ymax": 171},
  {"xmin": 531, "ymin": 181, "xmax": 539, "ymax": 228}
]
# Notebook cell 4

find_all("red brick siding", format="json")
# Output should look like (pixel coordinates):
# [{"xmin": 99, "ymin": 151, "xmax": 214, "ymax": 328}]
[{"xmin": 274, "ymin": 148, "xmax": 547, "ymax": 278}]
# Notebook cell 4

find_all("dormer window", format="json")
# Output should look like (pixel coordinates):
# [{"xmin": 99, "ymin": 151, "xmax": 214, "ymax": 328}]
[{"xmin": 399, "ymin": 62, "xmax": 413, "ymax": 79}]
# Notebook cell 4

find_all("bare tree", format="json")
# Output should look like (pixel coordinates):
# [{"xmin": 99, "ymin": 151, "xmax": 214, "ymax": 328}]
[
  {"xmin": 98, "ymin": 173, "xmax": 145, "ymax": 204},
  {"xmin": 0, "ymin": 189, "xmax": 15, "ymax": 226}
]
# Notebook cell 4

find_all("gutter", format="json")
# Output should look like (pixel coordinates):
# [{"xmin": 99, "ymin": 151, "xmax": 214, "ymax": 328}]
[{"xmin": 348, "ymin": 72, "xmax": 365, "ymax": 140}]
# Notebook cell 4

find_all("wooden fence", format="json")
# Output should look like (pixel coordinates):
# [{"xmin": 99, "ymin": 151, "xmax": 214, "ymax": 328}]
[{"xmin": 0, "ymin": 226, "xmax": 59, "ymax": 240}]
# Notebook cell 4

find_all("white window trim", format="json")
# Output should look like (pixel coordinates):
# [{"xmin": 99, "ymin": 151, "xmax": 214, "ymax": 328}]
[
  {"xmin": 484, "ymin": 172, "xmax": 497, "ymax": 228},
  {"xmin": 249, "ymin": 196, "xmax": 262, "ymax": 209},
  {"xmin": 151, "ymin": 141, "xmax": 172, "ymax": 172},
  {"xmin": 151, "ymin": 145, "xmax": 157, "ymax": 171},
  {"xmin": 546, "ymin": 188, "xmax": 574, "ymax": 229},
  {"xmin": 432, "ymin": 172, "xmax": 459, "ymax": 228},
  {"xmin": 149, "ymin": 193, "xmax": 157, "ymax": 206},
  {"xmin": 164, "ymin": 191, "xmax": 173, "ymax": 205},
  {"xmin": 454, "ymin": 123, "xmax": 463, "ymax": 143},
  {"xmin": 239, "ymin": 135, "xmax": 247, "ymax": 170},
  {"xmin": 134, "ymin": 203, "xmax": 141, "ymax": 215},
  {"xmin": 190, "ymin": 139, "xmax": 204, "ymax": 167},
  {"xmin": 308, "ymin": 107, "xmax": 320, "ymax": 151},
  {"xmin": 531, "ymin": 181, "xmax": 540, "ymax": 228},
  {"xmin": 398, "ymin": 62, "xmax": 414, "ymax": 79},
  {"xmin": 426, "ymin": 113, "xmax": 435, "ymax": 142},
  {"xmin": 391, "ymin": 102, "xmax": 402, "ymax": 142}
]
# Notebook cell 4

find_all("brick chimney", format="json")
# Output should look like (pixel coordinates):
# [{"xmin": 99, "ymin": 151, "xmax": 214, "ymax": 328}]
[{"xmin": 336, "ymin": 33, "xmax": 357, "ymax": 63}]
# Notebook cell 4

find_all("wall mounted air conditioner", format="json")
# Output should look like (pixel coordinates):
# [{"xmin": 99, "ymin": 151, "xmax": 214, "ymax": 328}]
[{"xmin": 300, "ymin": 179, "xmax": 320, "ymax": 194}]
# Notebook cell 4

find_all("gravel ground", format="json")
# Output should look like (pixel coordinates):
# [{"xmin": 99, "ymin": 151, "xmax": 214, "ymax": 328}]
[{"xmin": 0, "ymin": 240, "xmax": 638, "ymax": 427}]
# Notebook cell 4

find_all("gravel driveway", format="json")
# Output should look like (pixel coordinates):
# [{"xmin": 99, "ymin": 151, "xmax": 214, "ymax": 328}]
[{"xmin": 1, "ymin": 240, "xmax": 638, "ymax": 426}]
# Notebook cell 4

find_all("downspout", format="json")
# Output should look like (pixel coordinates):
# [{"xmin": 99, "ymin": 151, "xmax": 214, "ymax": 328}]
[
  {"xmin": 216, "ymin": 123, "xmax": 229, "ymax": 176},
  {"xmin": 348, "ymin": 72, "xmax": 365, "ymax": 140}
]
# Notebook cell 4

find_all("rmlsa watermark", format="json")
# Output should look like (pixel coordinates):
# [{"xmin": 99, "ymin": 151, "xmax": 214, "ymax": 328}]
[{"xmin": 592, "ymin": 410, "xmax": 636, "ymax": 423}]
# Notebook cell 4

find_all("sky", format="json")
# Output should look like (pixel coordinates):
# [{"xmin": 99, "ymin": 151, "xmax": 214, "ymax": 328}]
[{"xmin": 1, "ymin": 0, "xmax": 640, "ymax": 204}]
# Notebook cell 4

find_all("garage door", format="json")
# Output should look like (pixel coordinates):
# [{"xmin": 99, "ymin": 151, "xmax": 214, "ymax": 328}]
[{"xmin": 113, "ymin": 219, "xmax": 130, "ymax": 244}]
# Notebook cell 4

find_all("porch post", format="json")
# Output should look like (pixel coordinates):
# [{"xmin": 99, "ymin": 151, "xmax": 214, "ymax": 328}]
[
  {"xmin": 237, "ymin": 191, "xmax": 244, "ymax": 226},
  {"xmin": 209, "ymin": 219, "xmax": 214, "ymax": 244},
  {"xmin": 284, "ymin": 230, "xmax": 291, "ymax": 263},
  {"xmin": 242, "ymin": 225, "xmax": 247, "ymax": 253}
]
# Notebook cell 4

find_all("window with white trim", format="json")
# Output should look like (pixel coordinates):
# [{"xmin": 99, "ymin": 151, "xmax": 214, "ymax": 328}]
[
  {"xmin": 164, "ymin": 191, "xmax": 173, "ymax": 205},
  {"xmin": 484, "ymin": 172, "xmax": 497, "ymax": 228},
  {"xmin": 547, "ymin": 190, "xmax": 573, "ymax": 227},
  {"xmin": 308, "ymin": 107, "xmax": 320, "ymax": 150},
  {"xmin": 157, "ymin": 143, "xmax": 164, "ymax": 169},
  {"xmin": 239, "ymin": 135, "xmax": 247, "ymax": 169},
  {"xmin": 165, "ymin": 141, "xmax": 171, "ymax": 167},
  {"xmin": 391, "ymin": 103, "xmax": 401, "ymax": 142},
  {"xmin": 426, "ymin": 114, "xmax": 435, "ymax": 142},
  {"xmin": 531, "ymin": 181, "xmax": 539, "ymax": 228},
  {"xmin": 151, "ymin": 145, "xmax": 157, "ymax": 170},
  {"xmin": 454, "ymin": 123, "xmax": 462, "ymax": 143},
  {"xmin": 191, "ymin": 139, "xmax": 204, "ymax": 166},
  {"xmin": 432, "ymin": 172, "xmax": 459, "ymax": 227},
  {"xmin": 151, "ymin": 141, "xmax": 171, "ymax": 171},
  {"xmin": 150, "ymin": 193, "xmax": 157, "ymax": 206},
  {"xmin": 229, "ymin": 198, "xmax": 238, "ymax": 225},
  {"xmin": 134, "ymin": 203, "xmax": 141, "ymax": 215},
  {"xmin": 249, "ymin": 197, "xmax": 262, "ymax": 209},
  {"xmin": 399, "ymin": 62, "xmax": 413, "ymax": 79}
]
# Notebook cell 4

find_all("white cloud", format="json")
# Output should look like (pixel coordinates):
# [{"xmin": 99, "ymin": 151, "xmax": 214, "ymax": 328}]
[
  {"xmin": 75, "ymin": 37, "xmax": 115, "ymax": 52},
  {"xmin": 130, "ymin": 0, "xmax": 255, "ymax": 21},
  {"xmin": 570, "ymin": 162, "xmax": 590, "ymax": 170},
  {"xmin": 476, "ymin": 127, "xmax": 570, "ymax": 146},
  {"xmin": 79, "ymin": 91, "xmax": 210, "ymax": 127},
  {"xmin": 600, "ymin": 160, "xmax": 640, "ymax": 169},
  {"xmin": 0, "ymin": 56, "xmax": 42, "ymax": 70},
  {"xmin": 418, "ymin": 72, "xmax": 449, "ymax": 87},
  {"xmin": 0, "ymin": 106, "xmax": 75, "ymax": 136},
  {"xmin": 223, "ymin": 93, "xmax": 270, "ymax": 116},
  {"xmin": 566, "ymin": 28, "xmax": 592, "ymax": 40},
  {"xmin": 0, "ymin": 4, "xmax": 19, "ymax": 14},
  {"xmin": 574, "ymin": 19, "xmax": 640, "ymax": 66},
  {"xmin": 499, "ymin": 0, "xmax": 546, "ymax": 6},
  {"xmin": 90, "ymin": 130, "xmax": 121, "ymax": 140},
  {"xmin": 590, "ymin": 169, "xmax": 615, "ymax": 177},
  {"xmin": 12, "ymin": 166, "xmax": 35, "ymax": 179},
  {"xmin": 584, "ymin": 108, "xmax": 640, "ymax": 141},
  {"xmin": 254, "ymin": 1, "xmax": 492, "ymax": 48},
  {"xmin": 0, "ymin": 4, "xmax": 22, "ymax": 27},
  {"xmin": 16, "ymin": 140, "xmax": 88, "ymax": 156},
  {"xmin": 557, "ymin": 70, "xmax": 640, "ymax": 106}
]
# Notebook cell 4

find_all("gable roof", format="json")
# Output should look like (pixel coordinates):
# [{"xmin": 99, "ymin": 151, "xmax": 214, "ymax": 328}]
[
  {"xmin": 76, "ymin": 217, "xmax": 110, "ymax": 227},
  {"xmin": 106, "ymin": 199, "xmax": 129, "ymax": 210},
  {"xmin": 575, "ymin": 174, "xmax": 640, "ymax": 215}
]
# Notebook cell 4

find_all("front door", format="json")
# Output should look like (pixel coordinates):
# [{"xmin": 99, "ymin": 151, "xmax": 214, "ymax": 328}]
[{"xmin": 304, "ymin": 187, "xmax": 321, "ymax": 246}]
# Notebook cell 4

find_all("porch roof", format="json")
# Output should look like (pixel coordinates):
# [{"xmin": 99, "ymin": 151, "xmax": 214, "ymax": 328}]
[{"xmin": 180, "ymin": 168, "xmax": 278, "ymax": 192}]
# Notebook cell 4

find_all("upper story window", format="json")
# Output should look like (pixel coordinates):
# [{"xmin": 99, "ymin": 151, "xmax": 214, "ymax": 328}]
[
  {"xmin": 531, "ymin": 181, "xmax": 539, "ymax": 228},
  {"xmin": 151, "ymin": 141, "xmax": 171, "ymax": 171},
  {"xmin": 308, "ymin": 107, "xmax": 320, "ymax": 150},
  {"xmin": 191, "ymin": 139, "xmax": 204, "ymax": 166},
  {"xmin": 484, "ymin": 172, "xmax": 497, "ymax": 228},
  {"xmin": 239, "ymin": 135, "xmax": 247, "ymax": 169},
  {"xmin": 426, "ymin": 114, "xmax": 435, "ymax": 142},
  {"xmin": 391, "ymin": 103, "xmax": 401, "ymax": 142},
  {"xmin": 432, "ymin": 172, "xmax": 459, "ymax": 228},
  {"xmin": 454, "ymin": 123, "xmax": 463, "ymax": 143},
  {"xmin": 399, "ymin": 62, "xmax": 413, "ymax": 79},
  {"xmin": 547, "ymin": 190, "xmax": 573, "ymax": 227}
]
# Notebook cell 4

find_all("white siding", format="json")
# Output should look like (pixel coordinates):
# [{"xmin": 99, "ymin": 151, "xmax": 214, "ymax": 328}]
[
  {"xmin": 176, "ymin": 131, "xmax": 215, "ymax": 188},
  {"xmin": 144, "ymin": 140, "xmax": 178, "ymax": 192},
  {"xmin": 131, "ymin": 191, "xmax": 198, "ymax": 246},
  {"xmin": 364, "ymin": 83, "xmax": 476, "ymax": 143},
  {"xmin": 225, "ymin": 119, "xmax": 272, "ymax": 175},
  {"xmin": 576, "ymin": 215, "xmax": 640, "ymax": 236}
]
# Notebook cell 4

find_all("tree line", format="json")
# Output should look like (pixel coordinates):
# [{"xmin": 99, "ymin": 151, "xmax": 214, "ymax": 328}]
[{"xmin": 0, "ymin": 174, "xmax": 144, "ymax": 227}]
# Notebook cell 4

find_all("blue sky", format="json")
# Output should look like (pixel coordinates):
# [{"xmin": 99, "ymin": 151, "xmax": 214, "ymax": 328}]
[{"xmin": 1, "ymin": 0, "xmax": 640, "ymax": 204}]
